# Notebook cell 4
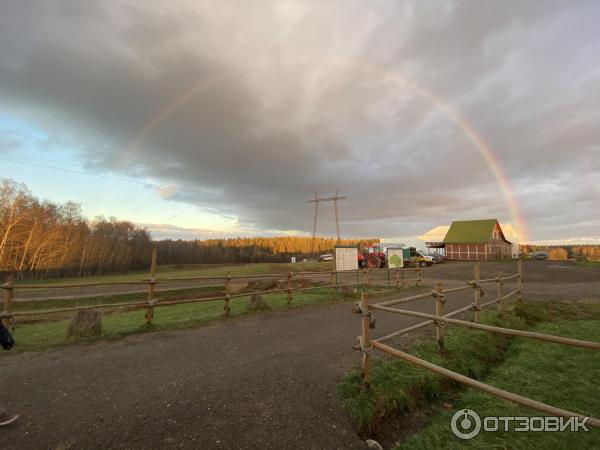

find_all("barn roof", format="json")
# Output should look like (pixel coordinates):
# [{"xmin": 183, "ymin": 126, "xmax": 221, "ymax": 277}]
[{"xmin": 444, "ymin": 219, "xmax": 510, "ymax": 244}]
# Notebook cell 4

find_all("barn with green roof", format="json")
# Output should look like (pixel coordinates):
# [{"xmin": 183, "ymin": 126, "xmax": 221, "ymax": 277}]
[{"xmin": 443, "ymin": 219, "xmax": 512, "ymax": 260}]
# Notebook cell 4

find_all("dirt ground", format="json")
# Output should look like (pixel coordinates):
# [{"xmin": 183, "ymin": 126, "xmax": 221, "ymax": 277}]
[{"xmin": 1, "ymin": 261, "xmax": 598, "ymax": 449}]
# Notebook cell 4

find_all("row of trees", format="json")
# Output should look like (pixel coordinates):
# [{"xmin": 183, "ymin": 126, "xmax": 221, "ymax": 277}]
[
  {"xmin": 0, "ymin": 179, "xmax": 153, "ymax": 279},
  {"xmin": 0, "ymin": 179, "xmax": 378, "ymax": 278},
  {"xmin": 520, "ymin": 245, "xmax": 600, "ymax": 261},
  {"xmin": 156, "ymin": 237, "xmax": 380, "ymax": 265}
]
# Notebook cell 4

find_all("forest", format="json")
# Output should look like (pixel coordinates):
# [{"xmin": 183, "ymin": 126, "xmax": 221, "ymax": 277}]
[
  {"xmin": 155, "ymin": 236, "xmax": 380, "ymax": 265},
  {"xmin": 0, "ymin": 179, "xmax": 153, "ymax": 279},
  {"xmin": 0, "ymin": 179, "xmax": 377, "ymax": 278}
]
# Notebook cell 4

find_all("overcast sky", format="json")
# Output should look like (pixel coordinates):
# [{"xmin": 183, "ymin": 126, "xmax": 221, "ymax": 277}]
[{"xmin": 1, "ymin": 1, "xmax": 599, "ymax": 244}]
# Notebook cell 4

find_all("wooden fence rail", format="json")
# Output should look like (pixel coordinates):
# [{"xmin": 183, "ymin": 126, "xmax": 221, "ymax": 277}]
[
  {"xmin": 369, "ymin": 304, "xmax": 600, "ymax": 350},
  {"xmin": 1, "ymin": 267, "xmax": 420, "ymax": 290},
  {"xmin": 354, "ymin": 259, "xmax": 600, "ymax": 429},
  {"xmin": 0, "ymin": 266, "xmax": 423, "ymax": 324}
]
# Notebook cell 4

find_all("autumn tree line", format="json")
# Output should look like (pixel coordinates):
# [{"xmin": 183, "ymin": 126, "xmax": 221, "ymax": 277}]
[
  {"xmin": 0, "ymin": 179, "xmax": 153, "ymax": 279},
  {"xmin": 520, "ymin": 244, "xmax": 600, "ymax": 261},
  {"xmin": 0, "ymin": 179, "xmax": 377, "ymax": 279},
  {"xmin": 156, "ymin": 237, "xmax": 380, "ymax": 265}
]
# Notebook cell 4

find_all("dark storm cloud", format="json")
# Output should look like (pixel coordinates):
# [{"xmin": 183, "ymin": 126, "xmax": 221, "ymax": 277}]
[{"xmin": 1, "ymin": 0, "xmax": 599, "ymax": 242}]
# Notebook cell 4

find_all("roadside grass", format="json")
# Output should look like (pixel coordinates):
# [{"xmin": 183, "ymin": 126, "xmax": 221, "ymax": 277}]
[
  {"xmin": 337, "ymin": 300, "xmax": 600, "ymax": 448},
  {"xmin": 398, "ymin": 317, "xmax": 600, "ymax": 449},
  {"xmin": 338, "ymin": 311, "xmax": 527, "ymax": 435},
  {"xmin": 11, "ymin": 261, "xmax": 333, "ymax": 286},
  {"xmin": 4, "ymin": 285, "xmax": 398, "ymax": 353},
  {"xmin": 574, "ymin": 259, "xmax": 600, "ymax": 268}
]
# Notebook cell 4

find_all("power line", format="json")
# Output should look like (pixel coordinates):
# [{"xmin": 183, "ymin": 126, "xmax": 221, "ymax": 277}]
[
  {"xmin": 2, "ymin": 131, "xmax": 148, "ymax": 166},
  {"xmin": 0, "ymin": 156, "xmax": 159, "ymax": 187},
  {"xmin": 11, "ymin": 152, "xmax": 98, "ymax": 171},
  {"xmin": 0, "ymin": 132, "xmax": 212, "ymax": 198}
]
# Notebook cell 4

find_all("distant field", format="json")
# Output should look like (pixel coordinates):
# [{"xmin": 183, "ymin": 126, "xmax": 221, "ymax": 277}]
[
  {"xmin": 12, "ymin": 260, "xmax": 333, "ymax": 286},
  {"xmin": 11, "ymin": 285, "xmax": 222, "ymax": 314}
]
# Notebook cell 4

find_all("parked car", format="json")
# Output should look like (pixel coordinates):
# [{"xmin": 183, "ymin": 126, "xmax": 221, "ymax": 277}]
[
  {"xmin": 532, "ymin": 251, "xmax": 548, "ymax": 260},
  {"xmin": 431, "ymin": 253, "xmax": 445, "ymax": 264},
  {"xmin": 318, "ymin": 253, "xmax": 333, "ymax": 262},
  {"xmin": 415, "ymin": 249, "xmax": 435, "ymax": 267}
]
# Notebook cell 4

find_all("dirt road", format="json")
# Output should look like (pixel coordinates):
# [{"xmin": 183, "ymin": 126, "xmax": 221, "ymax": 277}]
[{"xmin": 1, "ymin": 261, "xmax": 598, "ymax": 449}]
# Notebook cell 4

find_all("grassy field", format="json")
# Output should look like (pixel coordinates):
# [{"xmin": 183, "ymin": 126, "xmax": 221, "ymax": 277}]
[
  {"xmin": 11, "ymin": 261, "xmax": 333, "ymax": 286},
  {"xmin": 338, "ymin": 301, "xmax": 600, "ymax": 449},
  {"xmin": 4, "ymin": 285, "xmax": 397, "ymax": 353}
]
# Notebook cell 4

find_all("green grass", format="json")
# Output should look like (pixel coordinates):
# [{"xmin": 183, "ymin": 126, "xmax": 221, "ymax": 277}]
[
  {"xmin": 4, "ymin": 285, "xmax": 396, "ymax": 353},
  {"xmin": 12, "ymin": 261, "xmax": 333, "ymax": 286},
  {"xmin": 337, "ymin": 300, "xmax": 600, "ymax": 449},
  {"xmin": 574, "ymin": 259, "xmax": 600, "ymax": 268},
  {"xmin": 338, "ymin": 312, "xmax": 527, "ymax": 435},
  {"xmin": 398, "ymin": 318, "xmax": 600, "ymax": 449}
]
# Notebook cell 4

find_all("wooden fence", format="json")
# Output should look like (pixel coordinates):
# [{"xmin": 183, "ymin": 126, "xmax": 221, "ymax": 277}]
[
  {"xmin": 353, "ymin": 259, "xmax": 600, "ymax": 429},
  {"xmin": 0, "ymin": 247, "xmax": 422, "ymax": 326}
]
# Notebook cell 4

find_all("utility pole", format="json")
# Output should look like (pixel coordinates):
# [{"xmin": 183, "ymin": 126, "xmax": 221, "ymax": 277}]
[
  {"xmin": 311, "ymin": 192, "xmax": 319, "ymax": 255},
  {"xmin": 308, "ymin": 191, "xmax": 346, "ymax": 253}
]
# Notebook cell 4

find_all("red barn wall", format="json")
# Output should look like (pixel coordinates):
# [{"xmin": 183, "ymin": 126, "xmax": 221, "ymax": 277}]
[{"xmin": 446, "ymin": 242, "xmax": 511, "ymax": 261}]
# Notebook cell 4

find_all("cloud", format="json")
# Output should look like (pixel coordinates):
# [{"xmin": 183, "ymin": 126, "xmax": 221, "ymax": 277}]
[
  {"xmin": 141, "ymin": 222, "xmax": 306, "ymax": 241},
  {"xmin": 156, "ymin": 185, "xmax": 177, "ymax": 199},
  {"xmin": 1, "ymin": 0, "xmax": 599, "ymax": 242},
  {"xmin": 141, "ymin": 223, "xmax": 231, "ymax": 240}
]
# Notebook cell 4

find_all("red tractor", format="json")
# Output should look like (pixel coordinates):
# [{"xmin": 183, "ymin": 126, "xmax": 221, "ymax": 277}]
[{"xmin": 358, "ymin": 244, "xmax": 387, "ymax": 269}]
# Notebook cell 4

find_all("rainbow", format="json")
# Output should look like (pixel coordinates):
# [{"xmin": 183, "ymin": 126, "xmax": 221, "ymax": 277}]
[{"xmin": 124, "ymin": 58, "xmax": 528, "ymax": 242}]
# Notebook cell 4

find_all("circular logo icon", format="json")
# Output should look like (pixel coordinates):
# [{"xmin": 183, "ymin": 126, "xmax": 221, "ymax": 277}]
[{"xmin": 451, "ymin": 409, "xmax": 481, "ymax": 440}]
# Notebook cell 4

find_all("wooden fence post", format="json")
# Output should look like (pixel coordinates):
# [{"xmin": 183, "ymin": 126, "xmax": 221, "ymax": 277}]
[
  {"xmin": 402, "ymin": 269, "xmax": 408, "ymax": 289},
  {"xmin": 361, "ymin": 292, "xmax": 372, "ymax": 386},
  {"xmin": 363, "ymin": 268, "xmax": 367, "ymax": 292},
  {"xmin": 517, "ymin": 259, "xmax": 523, "ymax": 303},
  {"xmin": 435, "ymin": 282, "xmax": 445, "ymax": 349},
  {"xmin": 224, "ymin": 273, "xmax": 231, "ymax": 317},
  {"xmin": 287, "ymin": 272, "xmax": 293, "ymax": 305},
  {"xmin": 395, "ymin": 269, "xmax": 400, "ymax": 290},
  {"xmin": 416, "ymin": 267, "xmax": 421, "ymax": 287},
  {"xmin": 496, "ymin": 277, "xmax": 503, "ymax": 312},
  {"xmin": 3, "ymin": 274, "xmax": 15, "ymax": 330},
  {"xmin": 330, "ymin": 271, "xmax": 336, "ymax": 296},
  {"xmin": 368, "ymin": 269, "xmax": 373, "ymax": 287},
  {"xmin": 473, "ymin": 262, "xmax": 481, "ymax": 323},
  {"xmin": 387, "ymin": 267, "xmax": 390, "ymax": 287},
  {"xmin": 145, "ymin": 245, "xmax": 157, "ymax": 324}
]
